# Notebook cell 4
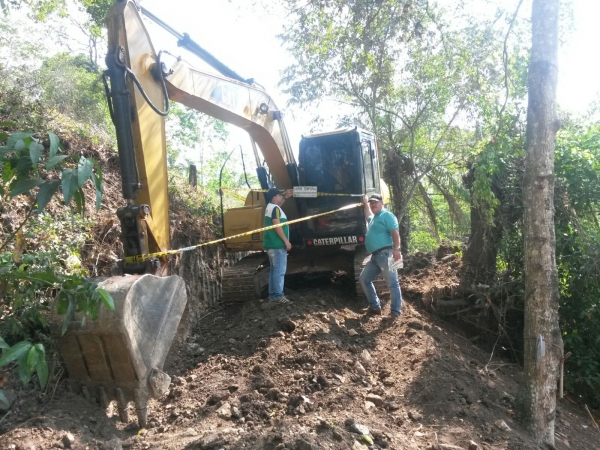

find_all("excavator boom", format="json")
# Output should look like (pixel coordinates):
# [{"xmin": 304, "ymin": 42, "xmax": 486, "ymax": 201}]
[
  {"xmin": 166, "ymin": 60, "xmax": 296, "ymax": 193},
  {"xmin": 105, "ymin": 0, "xmax": 300, "ymax": 268}
]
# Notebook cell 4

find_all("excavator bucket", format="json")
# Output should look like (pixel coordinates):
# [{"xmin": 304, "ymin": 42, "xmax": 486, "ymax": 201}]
[{"xmin": 50, "ymin": 274, "xmax": 187, "ymax": 427}]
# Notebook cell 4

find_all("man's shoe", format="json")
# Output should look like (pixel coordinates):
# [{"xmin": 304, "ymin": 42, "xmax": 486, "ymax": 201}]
[
  {"xmin": 362, "ymin": 306, "xmax": 382, "ymax": 316},
  {"xmin": 271, "ymin": 296, "xmax": 293, "ymax": 305},
  {"xmin": 382, "ymin": 313, "xmax": 400, "ymax": 323}
]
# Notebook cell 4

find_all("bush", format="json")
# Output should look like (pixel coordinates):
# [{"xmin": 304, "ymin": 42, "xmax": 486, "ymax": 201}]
[
  {"xmin": 0, "ymin": 127, "xmax": 113, "ymax": 397},
  {"xmin": 409, "ymin": 230, "xmax": 439, "ymax": 253},
  {"xmin": 553, "ymin": 121, "xmax": 600, "ymax": 407}
]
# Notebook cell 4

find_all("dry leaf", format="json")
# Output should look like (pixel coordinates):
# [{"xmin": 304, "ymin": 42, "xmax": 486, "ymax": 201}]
[
  {"xmin": 13, "ymin": 229, "xmax": 25, "ymax": 263},
  {"xmin": 0, "ymin": 372, "xmax": 8, "ymax": 388}
]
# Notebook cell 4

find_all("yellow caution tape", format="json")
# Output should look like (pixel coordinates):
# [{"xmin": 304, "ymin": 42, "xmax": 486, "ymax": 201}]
[
  {"xmin": 219, "ymin": 188, "xmax": 364, "ymax": 198},
  {"xmin": 221, "ymin": 189, "xmax": 247, "ymax": 202},
  {"xmin": 125, "ymin": 202, "xmax": 365, "ymax": 263}
]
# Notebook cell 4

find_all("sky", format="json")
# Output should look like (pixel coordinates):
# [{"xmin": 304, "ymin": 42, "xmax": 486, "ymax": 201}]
[
  {"xmin": 139, "ymin": 0, "xmax": 306, "ymax": 155},
  {"xmin": 557, "ymin": 0, "xmax": 600, "ymax": 113},
  {"xmin": 8, "ymin": 0, "xmax": 596, "ymax": 164},
  {"xmin": 137, "ymin": 0, "xmax": 600, "ymax": 158}
]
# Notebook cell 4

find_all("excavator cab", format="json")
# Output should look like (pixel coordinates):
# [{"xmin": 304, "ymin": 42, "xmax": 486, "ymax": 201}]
[{"xmin": 297, "ymin": 128, "xmax": 381, "ymax": 247}]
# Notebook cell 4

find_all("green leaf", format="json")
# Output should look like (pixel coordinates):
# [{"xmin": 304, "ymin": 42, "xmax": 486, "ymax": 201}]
[
  {"xmin": 0, "ymin": 121, "xmax": 16, "ymax": 128},
  {"xmin": 48, "ymin": 132, "xmax": 60, "ymax": 158},
  {"xmin": 90, "ymin": 172, "xmax": 102, "ymax": 210},
  {"xmin": 61, "ymin": 168, "xmax": 77, "ymax": 204},
  {"xmin": 61, "ymin": 297, "xmax": 75, "ymax": 336},
  {"xmin": 77, "ymin": 156, "xmax": 93, "ymax": 188},
  {"xmin": 36, "ymin": 355, "xmax": 48, "ymax": 390},
  {"xmin": 6, "ymin": 132, "xmax": 33, "ymax": 149},
  {"xmin": 45, "ymin": 155, "xmax": 69, "ymax": 169},
  {"xmin": 0, "ymin": 337, "xmax": 9, "ymax": 350},
  {"xmin": 18, "ymin": 353, "xmax": 33, "ymax": 387},
  {"xmin": 16, "ymin": 156, "xmax": 33, "ymax": 173},
  {"xmin": 36, "ymin": 179, "xmax": 60, "ymax": 211},
  {"xmin": 73, "ymin": 188, "xmax": 85, "ymax": 215},
  {"xmin": 29, "ymin": 140, "xmax": 43, "ymax": 165},
  {"xmin": 2, "ymin": 161, "xmax": 16, "ymax": 184},
  {"xmin": 14, "ymin": 136, "xmax": 31, "ymax": 151},
  {"xmin": 26, "ymin": 346, "xmax": 39, "ymax": 371},
  {"xmin": 10, "ymin": 178, "xmax": 44, "ymax": 198},
  {"xmin": 28, "ymin": 271, "xmax": 60, "ymax": 284},
  {"xmin": 0, "ymin": 340, "xmax": 32, "ymax": 367},
  {"xmin": 55, "ymin": 292, "xmax": 69, "ymax": 315},
  {"xmin": 0, "ymin": 132, "xmax": 8, "ymax": 142},
  {"xmin": 97, "ymin": 288, "xmax": 115, "ymax": 311},
  {"xmin": 92, "ymin": 159, "xmax": 103, "ymax": 184},
  {"xmin": 34, "ymin": 343, "xmax": 45, "ymax": 356}
]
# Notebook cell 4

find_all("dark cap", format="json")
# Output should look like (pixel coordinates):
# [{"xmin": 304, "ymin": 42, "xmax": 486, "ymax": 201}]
[
  {"xmin": 266, "ymin": 187, "xmax": 283, "ymax": 203},
  {"xmin": 368, "ymin": 193, "xmax": 383, "ymax": 202}
]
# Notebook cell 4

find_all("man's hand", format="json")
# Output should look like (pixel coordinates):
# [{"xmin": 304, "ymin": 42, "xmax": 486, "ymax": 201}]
[
  {"xmin": 363, "ymin": 194, "xmax": 369, "ymax": 205},
  {"xmin": 283, "ymin": 189, "xmax": 294, "ymax": 200},
  {"xmin": 392, "ymin": 249, "xmax": 402, "ymax": 262},
  {"xmin": 285, "ymin": 240, "xmax": 292, "ymax": 251}
]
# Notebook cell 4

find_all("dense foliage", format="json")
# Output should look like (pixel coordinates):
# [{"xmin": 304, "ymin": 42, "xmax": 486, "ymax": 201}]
[
  {"xmin": 553, "ymin": 121, "xmax": 600, "ymax": 406},
  {"xmin": 0, "ymin": 126, "xmax": 113, "ymax": 400}
]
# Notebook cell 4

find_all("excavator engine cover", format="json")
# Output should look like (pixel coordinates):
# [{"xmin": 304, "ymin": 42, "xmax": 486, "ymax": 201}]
[{"xmin": 50, "ymin": 274, "xmax": 187, "ymax": 427}]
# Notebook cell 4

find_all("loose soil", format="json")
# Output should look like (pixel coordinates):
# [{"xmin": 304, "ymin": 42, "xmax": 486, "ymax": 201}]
[{"xmin": 1, "ymin": 261, "xmax": 599, "ymax": 450}]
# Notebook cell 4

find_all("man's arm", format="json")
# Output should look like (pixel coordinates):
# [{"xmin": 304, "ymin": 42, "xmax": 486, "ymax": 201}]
[
  {"xmin": 281, "ymin": 189, "xmax": 293, "ymax": 203},
  {"xmin": 363, "ymin": 195, "xmax": 373, "ymax": 223},
  {"xmin": 272, "ymin": 218, "xmax": 291, "ymax": 251},
  {"xmin": 391, "ymin": 230, "xmax": 402, "ymax": 261},
  {"xmin": 390, "ymin": 216, "xmax": 402, "ymax": 261},
  {"xmin": 272, "ymin": 204, "xmax": 291, "ymax": 251}
]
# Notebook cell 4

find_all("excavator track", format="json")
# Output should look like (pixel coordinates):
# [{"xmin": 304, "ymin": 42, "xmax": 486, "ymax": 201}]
[
  {"xmin": 221, "ymin": 252, "xmax": 269, "ymax": 304},
  {"xmin": 353, "ymin": 245, "xmax": 387, "ymax": 302}
]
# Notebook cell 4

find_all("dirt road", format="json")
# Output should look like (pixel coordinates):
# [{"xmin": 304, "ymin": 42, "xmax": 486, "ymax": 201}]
[{"xmin": 2, "ymin": 275, "xmax": 597, "ymax": 449}]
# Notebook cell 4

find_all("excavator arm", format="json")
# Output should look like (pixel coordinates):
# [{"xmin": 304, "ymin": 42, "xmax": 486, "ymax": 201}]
[
  {"xmin": 50, "ymin": 1, "xmax": 301, "ymax": 429},
  {"xmin": 105, "ymin": 0, "xmax": 298, "ymax": 271}
]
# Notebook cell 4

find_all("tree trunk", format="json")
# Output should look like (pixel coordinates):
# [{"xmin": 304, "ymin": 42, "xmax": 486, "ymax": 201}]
[
  {"xmin": 461, "ymin": 205, "xmax": 503, "ymax": 287},
  {"xmin": 189, "ymin": 164, "xmax": 197, "ymax": 187},
  {"xmin": 384, "ymin": 150, "xmax": 411, "ymax": 253},
  {"xmin": 516, "ymin": 0, "xmax": 562, "ymax": 445},
  {"xmin": 461, "ymin": 165, "xmax": 505, "ymax": 287}
]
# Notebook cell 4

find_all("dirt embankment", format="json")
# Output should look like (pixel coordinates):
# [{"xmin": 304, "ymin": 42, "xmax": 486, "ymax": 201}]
[{"xmin": 1, "ymin": 270, "xmax": 599, "ymax": 449}]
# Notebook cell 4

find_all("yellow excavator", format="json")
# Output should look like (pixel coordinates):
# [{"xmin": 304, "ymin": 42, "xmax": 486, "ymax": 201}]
[{"xmin": 50, "ymin": 0, "xmax": 390, "ymax": 427}]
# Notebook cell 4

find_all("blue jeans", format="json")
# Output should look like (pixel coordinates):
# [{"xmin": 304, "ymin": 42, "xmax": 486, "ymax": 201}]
[
  {"xmin": 359, "ymin": 248, "xmax": 402, "ymax": 316},
  {"xmin": 267, "ymin": 248, "xmax": 287, "ymax": 300}
]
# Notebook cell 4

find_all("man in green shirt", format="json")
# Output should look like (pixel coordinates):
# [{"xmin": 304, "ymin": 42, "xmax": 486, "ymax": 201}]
[
  {"xmin": 264, "ymin": 187, "xmax": 293, "ymax": 304},
  {"xmin": 359, "ymin": 194, "xmax": 403, "ymax": 321}
]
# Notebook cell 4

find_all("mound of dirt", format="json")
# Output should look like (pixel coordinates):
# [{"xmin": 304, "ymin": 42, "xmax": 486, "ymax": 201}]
[{"xmin": 1, "ymin": 279, "xmax": 597, "ymax": 449}]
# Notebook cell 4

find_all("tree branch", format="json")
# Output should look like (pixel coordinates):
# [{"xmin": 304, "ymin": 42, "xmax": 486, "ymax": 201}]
[{"xmin": 496, "ymin": 0, "xmax": 525, "ymax": 139}]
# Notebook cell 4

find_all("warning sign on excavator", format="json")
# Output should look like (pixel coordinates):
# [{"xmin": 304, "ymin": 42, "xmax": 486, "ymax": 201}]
[{"xmin": 293, "ymin": 186, "xmax": 318, "ymax": 197}]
